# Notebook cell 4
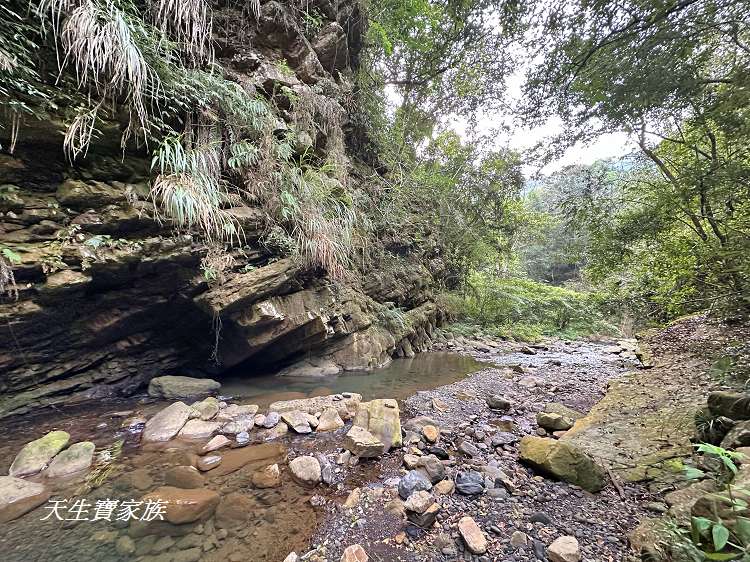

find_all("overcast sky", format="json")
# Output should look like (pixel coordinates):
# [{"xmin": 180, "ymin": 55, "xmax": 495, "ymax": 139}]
[{"xmin": 450, "ymin": 68, "xmax": 636, "ymax": 177}]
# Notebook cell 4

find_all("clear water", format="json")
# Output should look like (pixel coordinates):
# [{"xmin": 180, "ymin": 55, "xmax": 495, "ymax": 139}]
[{"xmin": 218, "ymin": 352, "xmax": 494, "ymax": 408}]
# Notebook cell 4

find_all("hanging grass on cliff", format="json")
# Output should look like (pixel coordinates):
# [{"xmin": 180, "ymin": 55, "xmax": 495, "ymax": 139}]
[{"xmin": 0, "ymin": 0, "xmax": 361, "ymax": 278}]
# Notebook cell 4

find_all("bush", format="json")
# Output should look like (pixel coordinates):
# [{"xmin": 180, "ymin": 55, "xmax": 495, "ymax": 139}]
[{"xmin": 451, "ymin": 273, "xmax": 618, "ymax": 341}]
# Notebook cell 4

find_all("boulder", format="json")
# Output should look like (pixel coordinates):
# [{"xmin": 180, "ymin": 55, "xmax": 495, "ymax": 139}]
[
  {"xmin": 312, "ymin": 22, "xmax": 349, "ymax": 72},
  {"xmin": 519, "ymin": 436, "xmax": 605, "ymax": 492},
  {"xmin": 353, "ymin": 399, "xmax": 402, "ymax": 451},
  {"xmin": 269, "ymin": 393, "xmax": 362, "ymax": 421},
  {"xmin": 548, "ymin": 536, "xmax": 581, "ymax": 562},
  {"xmin": 457, "ymin": 439, "xmax": 480, "ymax": 457},
  {"xmin": 148, "ymin": 376, "xmax": 221, "ymax": 399},
  {"xmin": 403, "ymin": 490, "xmax": 433, "ymax": 514},
  {"xmin": 398, "ymin": 470, "xmax": 432, "ymax": 499},
  {"xmin": 289, "ymin": 456, "xmax": 321, "ymax": 487},
  {"xmin": 44, "ymin": 441, "xmax": 95, "ymax": 478},
  {"xmin": 164, "ymin": 466, "xmax": 204, "ymax": 489},
  {"xmin": 9, "ymin": 431, "xmax": 71, "ymax": 477},
  {"xmin": 191, "ymin": 397, "xmax": 220, "ymax": 420},
  {"xmin": 0, "ymin": 476, "xmax": 50, "ymax": 523},
  {"xmin": 142, "ymin": 402, "xmax": 194, "ymax": 442},
  {"xmin": 252, "ymin": 464, "xmax": 282, "ymax": 489},
  {"xmin": 178, "ymin": 420, "xmax": 222, "ymax": 440},
  {"xmin": 343, "ymin": 426, "xmax": 385, "ymax": 458},
  {"xmin": 281, "ymin": 410, "xmax": 312, "ymax": 434},
  {"xmin": 417, "ymin": 455, "xmax": 445, "ymax": 484},
  {"xmin": 708, "ymin": 391, "xmax": 750, "ymax": 420},
  {"xmin": 140, "ymin": 487, "xmax": 220, "ymax": 524},
  {"xmin": 407, "ymin": 501, "xmax": 440, "ymax": 528},
  {"xmin": 317, "ymin": 408, "xmax": 345, "ymax": 432},
  {"xmin": 537, "ymin": 412, "xmax": 574, "ymax": 431},
  {"xmin": 458, "ymin": 516, "xmax": 487, "ymax": 555},
  {"xmin": 455, "ymin": 471, "xmax": 485, "ymax": 495}
]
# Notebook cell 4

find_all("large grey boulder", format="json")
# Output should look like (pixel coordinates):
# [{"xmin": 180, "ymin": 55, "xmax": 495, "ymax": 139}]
[
  {"xmin": 148, "ymin": 376, "xmax": 221, "ymax": 399},
  {"xmin": 9, "ymin": 431, "xmax": 70, "ymax": 477},
  {"xmin": 142, "ymin": 402, "xmax": 195, "ymax": 442},
  {"xmin": 709, "ymin": 391, "xmax": 750, "ymax": 421},
  {"xmin": 289, "ymin": 456, "xmax": 321, "ymax": 487},
  {"xmin": 0, "ymin": 476, "xmax": 50, "ymax": 523},
  {"xmin": 44, "ymin": 442, "xmax": 95, "ymax": 478}
]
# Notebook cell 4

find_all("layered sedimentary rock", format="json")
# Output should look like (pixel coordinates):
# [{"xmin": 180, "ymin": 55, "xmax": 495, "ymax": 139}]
[{"xmin": 0, "ymin": 1, "xmax": 446, "ymax": 418}]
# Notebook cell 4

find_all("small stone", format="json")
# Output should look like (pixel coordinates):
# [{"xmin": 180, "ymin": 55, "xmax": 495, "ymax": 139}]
[
  {"xmin": 457, "ymin": 440, "xmax": 480, "ymax": 457},
  {"xmin": 455, "ymin": 471, "xmax": 485, "ymax": 495},
  {"xmin": 403, "ymin": 454, "xmax": 421, "ymax": 469},
  {"xmin": 115, "ymin": 536, "xmax": 136, "ymax": 556},
  {"xmin": 548, "ymin": 536, "xmax": 580, "ymax": 562},
  {"xmin": 197, "ymin": 454, "xmax": 222, "ymax": 472},
  {"xmin": 341, "ymin": 544, "xmax": 368, "ymax": 562},
  {"xmin": 343, "ymin": 487, "xmax": 361, "ymax": 509},
  {"xmin": 510, "ymin": 530, "xmax": 528, "ymax": 548},
  {"xmin": 165, "ymin": 466, "xmax": 204, "ymax": 489},
  {"xmin": 281, "ymin": 410, "xmax": 312, "ymax": 433},
  {"xmin": 202, "ymin": 435, "xmax": 230, "ymax": 453},
  {"xmin": 433, "ymin": 479, "xmax": 455, "ymax": 495},
  {"xmin": 427, "ymin": 446, "xmax": 450, "ymax": 460},
  {"xmin": 486, "ymin": 395, "xmax": 511, "ymax": 411},
  {"xmin": 235, "ymin": 431, "xmax": 250, "ymax": 446},
  {"xmin": 283, "ymin": 554, "xmax": 299, "ymax": 562},
  {"xmin": 262, "ymin": 412, "xmax": 281, "ymax": 428},
  {"xmin": 458, "ymin": 516, "xmax": 487, "ymax": 554},
  {"xmin": 254, "ymin": 414, "xmax": 266, "ymax": 426},
  {"xmin": 252, "ymin": 464, "xmax": 282, "ymax": 489},
  {"xmin": 0, "ymin": 476, "xmax": 50, "ymax": 523},
  {"xmin": 422, "ymin": 425, "xmax": 440, "ymax": 443},
  {"xmin": 491, "ymin": 432, "xmax": 518, "ymax": 446},
  {"xmin": 406, "ymin": 502, "xmax": 440, "ymax": 527},
  {"xmin": 289, "ymin": 456, "xmax": 321, "ymax": 487}
]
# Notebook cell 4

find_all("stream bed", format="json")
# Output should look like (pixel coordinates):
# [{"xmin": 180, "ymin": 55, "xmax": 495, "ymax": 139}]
[{"xmin": 0, "ymin": 352, "xmax": 491, "ymax": 562}]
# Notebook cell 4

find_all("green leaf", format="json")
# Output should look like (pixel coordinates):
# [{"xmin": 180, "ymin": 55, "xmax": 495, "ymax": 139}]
[
  {"xmin": 713, "ymin": 523, "xmax": 730, "ymax": 552},
  {"xmin": 1, "ymin": 247, "xmax": 21, "ymax": 264},
  {"xmin": 685, "ymin": 466, "xmax": 706, "ymax": 480}
]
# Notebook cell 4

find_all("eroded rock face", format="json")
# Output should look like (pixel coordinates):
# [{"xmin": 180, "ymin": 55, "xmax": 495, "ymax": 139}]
[
  {"xmin": 0, "ymin": 0, "xmax": 444, "ymax": 421},
  {"xmin": 9, "ymin": 430, "xmax": 70, "ymax": 477}
]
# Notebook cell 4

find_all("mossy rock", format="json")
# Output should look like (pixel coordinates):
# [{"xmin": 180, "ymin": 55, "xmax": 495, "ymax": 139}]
[
  {"xmin": 9, "ymin": 430, "xmax": 71, "ymax": 477},
  {"xmin": 519, "ymin": 436, "xmax": 606, "ymax": 492}
]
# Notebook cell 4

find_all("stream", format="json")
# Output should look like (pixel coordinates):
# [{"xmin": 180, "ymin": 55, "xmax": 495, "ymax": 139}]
[{"xmin": 0, "ymin": 352, "xmax": 492, "ymax": 562}]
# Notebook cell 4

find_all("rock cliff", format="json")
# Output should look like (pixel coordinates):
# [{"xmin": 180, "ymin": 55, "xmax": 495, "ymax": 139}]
[{"xmin": 0, "ymin": 0, "xmax": 445, "ymax": 418}]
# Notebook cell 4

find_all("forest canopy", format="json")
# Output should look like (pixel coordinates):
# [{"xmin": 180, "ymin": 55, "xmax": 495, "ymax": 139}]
[{"xmin": 0, "ymin": 0, "xmax": 748, "ymax": 330}]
